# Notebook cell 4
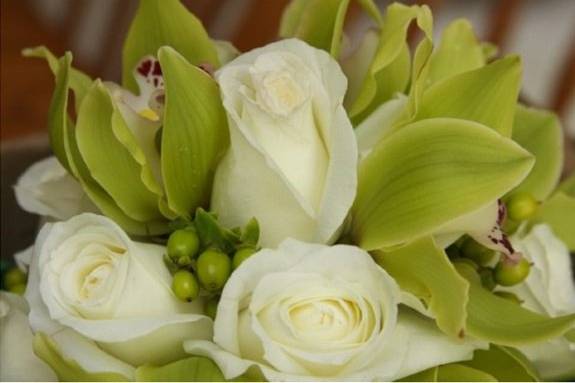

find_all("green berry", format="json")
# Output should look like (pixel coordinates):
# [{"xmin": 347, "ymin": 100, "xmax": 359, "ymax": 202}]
[
  {"xmin": 494, "ymin": 291, "xmax": 523, "ymax": 304},
  {"xmin": 233, "ymin": 247, "xmax": 256, "ymax": 270},
  {"xmin": 197, "ymin": 249, "xmax": 232, "ymax": 292},
  {"xmin": 479, "ymin": 268, "xmax": 496, "ymax": 291},
  {"xmin": 3, "ymin": 267, "xmax": 26, "ymax": 289},
  {"xmin": 494, "ymin": 258, "xmax": 530, "ymax": 286},
  {"xmin": 155, "ymin": 127, "xmax": 163, "ymax": 154},
  {"xmin": 204, "ymin": 296, "xmax": 219, "ymax": 320},
  {"xmin": 452, "ymin": 258, "xmax": 479, "ymax": 271},
  {"xmin": 461, "ymin": 239, "xmax": 496, "ymax": 266},
  {"xmin": 9, "ymin": 283, "xmax": 26, "ymax": 295},
  {"xmin": 168, "ymin": 229, "xmax": 200, "ymax": 261},
  {"xmin": 506, "ymin": 193, "xmax": 538, "ymax": 221},
  {"xmin": 172, "ymin": 270, "xmax": 199, "ymax": 302}
]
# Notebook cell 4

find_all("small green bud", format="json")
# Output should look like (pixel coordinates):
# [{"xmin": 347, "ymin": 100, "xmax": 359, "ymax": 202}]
[
  {"xmin": 172, "ymin": 270, "xmax": 200, "ymax": 302},
  {"xmin": 168, "ymin": 229, "xmax": 200, "ymax": 261},
  {"xmin": 3, "ymin": 267, "xmax": 26, "ymax": 289},
  {"xmin": 494, "ymin": 291, "xmax": 523, "ymax": 304},
  {"xmin": 204, "ymin": 296, "xmax": 219, "ymax": 320},
  {"xmin": 506, "ymin": 193, "xmax": 538, "ymax": 221},
  {"xmin": 452, "ymin": 258, "xmax": 479, "ymax": 271},
  {"xmin": 494, "ymin": 257, "xmax": 530, "ymax": 286},
  {"xmin": 461, "ymin": 238, "xmax": 496, "ymax": 266},
  {"xmin": 197, "ymin": 249, "xmax": 232, "ymax": 292},
  {"xmin": 479, "ymin": 268, "xmax": 496, "ymax": 291},
  {"xmin": 233, "ymin": 247, "xmax": 257, "ymax": 270},
  {"xmin": 9, "ymin": 283, "xmax": 26, "ymax": 295}
]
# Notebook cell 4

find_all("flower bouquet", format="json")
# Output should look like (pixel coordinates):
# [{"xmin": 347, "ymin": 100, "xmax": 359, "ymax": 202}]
[{"xmin": 2, "ymin": 0, "xmax": 575, "ymax": 381}]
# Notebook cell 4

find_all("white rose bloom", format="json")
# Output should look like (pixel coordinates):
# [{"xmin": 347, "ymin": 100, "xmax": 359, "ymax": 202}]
[
  {"xmin": 25, "ymin": 213, "xmax": 212, "ymax": 380},
  {"xmin": 507, "ymin": 224, "xmax": 575, "ymax": 380},
  {"xmin": 14, "ymin": 156, "xmax": 97, "ymax": 220},
  {"xmin": 185, "ymin": 240, "xmax": 484, "ymax": 381},
  {"xmin": 212, "ymin": 39, "xmax": 358, "ymax": 247},
  {"xmin": 0, "ymin": 292, "xmax": 57, "ymax": 382}
]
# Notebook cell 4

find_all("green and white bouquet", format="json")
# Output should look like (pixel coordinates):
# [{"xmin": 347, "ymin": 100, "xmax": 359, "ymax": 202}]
[{"xmin": 2, "ymin": 0, "xmax": 575, "ymax": 381}]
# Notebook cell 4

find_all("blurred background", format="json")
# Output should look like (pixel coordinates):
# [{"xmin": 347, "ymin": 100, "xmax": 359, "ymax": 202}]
[{"xmin": 1, "ymin": 0, "xmax": 575, "ymax": 259}]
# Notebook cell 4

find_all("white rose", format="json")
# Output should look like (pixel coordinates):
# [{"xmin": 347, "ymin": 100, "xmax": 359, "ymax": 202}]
[
  {"xmin": 0, "ymin": 292, "xmax": 57, "ymax": 382},
  {"xmin": 14, "ymin": 156, "xmax": 97, "ymax": 220},
  {"xmin": 25, "ymin": 213, "xmax": 212, "ymax": 380},
  {"xmin": 185, "ymin": 240, "xmax": 484, "ymax": 381},
  {"xmin": 211, "ymin": 39, "xmax": 358, "ymax": 247},
  {"xmin": 507, "ymin": 224, "xmax": 575, "ymax": 380}
]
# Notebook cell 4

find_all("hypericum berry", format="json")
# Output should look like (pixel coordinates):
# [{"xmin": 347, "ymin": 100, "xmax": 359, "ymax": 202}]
[
  {"xmin": 197, "ymin": 249, "xmax": 232, "ymax": 292},
  {"xmin": 479, "ymin": 268, "xmax": 496, "ymax": 291},
  {"xmin": 3, "ymin": 267, "xmax": 26, "ymax": 289},
  {"xmin": 172, "ymin": 270, "xmax": 200, "ymax": 302},
  {"xmin": 232, "ymin": 247, "xmax": 256, "ymax": 270},
  {"xmin": 494, "ymin": 291, "xmax": 523, "ymax": 304},
  {"xmin": 461, "ymin": 238, "xmax": 496, "ymax": 266},
  {"xmin": 204, "ymin": 296, "xmax": 219, "ymax": 320},
  {"xmin": 9, "ymin": 283, "xmax": 26, "ymax": 295},
  {"xmin": 452, "ymin": 258, "xmax": 479, "ymax": 271},
  {"xmin": 167, "ymin": 229, "xmax": 200, "ymax": 261},
  {"xmin": 506, "ymin": 193, "xmax": 538, "ymax": 221},
  {"xmin": 494, "ymin": 257, "xmax": 530, "ymax": 286}
]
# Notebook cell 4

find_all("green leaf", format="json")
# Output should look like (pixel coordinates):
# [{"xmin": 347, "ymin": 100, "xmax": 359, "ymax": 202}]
[
  {"xmin": 240, "ymin": 218, "xmax": 260, "ymax": 246},
  {"xmin": 436, "ymin": 364, "xmax": 497, "ymax": 382},
  {"xmin": 122, "ymin": 0, "xmax": 218, "ymax": 92},
  {"xmin": 414, "ymin": 56, "xmax": 521, "ymax": 137},
  {"xmin": 398, "ymin": 366, "xmax": 438, "ymax": 382},
  {"xmin": 194, "ymin": 208, "xmax": 240, "ymax": 254},
  {"xmin": 23, "ymin": 46, "xmax": 92, "ymax": 110},
  {"xmin": 463, "ymin": 345, "xmax": 539, "ymax": 381},
  {"xmin": 352, "ymin": 118, "xmax": 534, "ymax": 250},
  {"xmin": 457, "ymin": 263, "xmax": 575, "ymax": 346},
  {"xmin": 531, "ymin": 191, "xmax": 575, "ymax": 250},
  {"xmin": 279, "ymin": 0, "xmax": 350, "ymax": 57},
  {"xmin": 509, "ymin": 105, "xmax": 563, "ymax": 200},
  {"xmin": 158, "ymin": 47, "xmax": 229, "ymax": 218},
  {"xmin": 427, "ymin": 19, "xmax": 486, "ymax": 86},
  {"xmin": 33, "ymin": 333, "xmax": 130, "ymax": 382},
  {"xmin": 75, "ymin": 81, "xmax": 166, "ymax": 222},
  {"xmin": 135, "ymin": 356, "xmax": 224, "ymax": 382},
  {"xmin": 373, "ymin": 236, "xmax": 469, "ymax": 338},
  {"xmin": 349, "ymin": 3, "xmax": 432, "ymax": 121}
]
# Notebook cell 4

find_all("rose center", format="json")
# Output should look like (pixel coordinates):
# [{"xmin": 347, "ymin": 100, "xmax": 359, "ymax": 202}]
[
  {"xmin": 256, "ymin": 70, "xmax": 306, "ymax": 116},
  {"xmin": 288, "ymin": 299, "xmax": 359, "ymax": 341},
  {"xmin": 79, "ymin": 262, "xmax": 114, "ymax": 302}
]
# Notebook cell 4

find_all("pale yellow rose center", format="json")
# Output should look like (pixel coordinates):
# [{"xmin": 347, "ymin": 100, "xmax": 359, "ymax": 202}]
[{"xmin": 257, "ymin": 71, "xmax": 306, "ymax": 117}]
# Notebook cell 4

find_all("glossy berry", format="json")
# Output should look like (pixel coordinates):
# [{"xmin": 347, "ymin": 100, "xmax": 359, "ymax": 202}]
[
  {"xmin": 479, "ymin": 268, "xmax": 496, "ymax": 291},
  {"xmin": 197, "ymin": 249, "xmax": 232, "ymax": 292},
  {"xmin": 9, "ymin": 283, "xmax": 26, "ymax": 295},
  {"xmin": 168, "ymin": 229, "xmax": 200, "ymax": 261},
  {"xmin": 3, "ymin": 267, "xmax": 26, "ymax": 289},
  {"xmin": 494, "ymin": 291, "xmax": 523, "ymax": 304},
  {"xmin": 172, "ymin": 270, "xmax": 200, "ymax": 302},
  {"xmin": 232, "ymin": 247, "xmax": 257, "ymax": 270},
  {"xmin": 461, "ymin": 239, "xmax": 496, "ymax": 266},
  {"xmin": 452, "ymin": 258, "xmax": 479, "ymax": 271},
  {"xmin": 494, "ymin": 258, "xmax": 530, "ymax": 286},
  {"xmin": 506, "ymin": 193, "xmax": 538, "ymax": 221},
  {"xmin": 204, "ymin": 296, "xmax": 219, "ymax": 320}
]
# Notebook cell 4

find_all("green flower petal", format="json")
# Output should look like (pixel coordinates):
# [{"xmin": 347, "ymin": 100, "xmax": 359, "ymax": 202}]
[
  {"xmin": 463, "ymin": 345, "xmax": 539, "ymax": 382},
  {"xmin": 135, "ymin": 356, "xmax": 224, "ymax": 382}
]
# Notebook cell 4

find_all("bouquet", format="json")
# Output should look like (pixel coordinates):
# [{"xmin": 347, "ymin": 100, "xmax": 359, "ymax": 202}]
[{"xmin": 2, "ymin": 0, "xmax": 574, "ymax": 381}]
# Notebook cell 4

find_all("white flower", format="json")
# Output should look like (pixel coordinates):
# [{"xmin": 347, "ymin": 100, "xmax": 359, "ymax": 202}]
[
  {"xmin": 0, "ymin": 292, "xmax": 57, "ymax": 381},
  {"xmin": 25, "ymin": 213, "xmax": 212, "ymax": 380},
  {"xmin": 507, "ymin": 224, "xmax": 575, "ymax": 380},
  {"xmin": 211, "ymin": 39, "xmax": 358, "ymax": 247},
  {"xmin": 14, "ymin": 156, "xmax": 96, "ymax": 220},
  {"xmin": 185, "ymin": 240, "xmax": 484, "ymax": 381}
]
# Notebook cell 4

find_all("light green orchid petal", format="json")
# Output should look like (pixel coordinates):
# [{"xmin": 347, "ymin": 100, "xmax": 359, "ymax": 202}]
[
  {"xmin": 509, "ymin": 105, "xmax": 563, "ymax": 200},
  {"xmin": 436, "ymin": 364, "xmax": 497, "ymax": 382},
  {"xmin": 352, "ymin": 118, "xmax": 534, "ymax": 250},
  {"xmin": 349, "ymin": 3, "xmax": 432, "ymax": 122},
  {"xmin": 158, "ymin": 47, "xmax": 229, "ymax": 219},
  {"xmin": 122, "ymin": 0, "xmax": 218, "ymax": 92},
  {"xmin": 558, "ymin": 173, "xmax": 575, "ymax": 196},
  {"xmin": 75, "ymin": 81, "xmax": 166, "ymax": 223},
  {"xmin": 414, "ymin": 56, "xmax": 521, "ymax": 137},
  {"xmin": 135, "ymin": 356, "xmax": 225, "ymax": 382},
  {"xmin": 463, "ymin": 345, "xmax": 539, "ymax": 382},
  {"xmin": 33, "ymin": 332, "xmax": 132, "ymax": 382},
  {"xmin": 398, "ymin": 366, "xmax": 438, "ymax": 382},
  {"xmin": 427, "ymin": 19, "xmax": 486, "ymax": 86},
  {"xmin": 531, "ymin": 191, "xmax": 575, "ymax": 250},
  {"xmin": 23, "ymin": 46, "xmax": 92, "ymax": 110},
  {"xmin": 457, "ymin": 263, "xmax": 575, "ymax": 346},
  {"xmin": 373, "ymin": 236, "xmax": 469, "ymax": 338}
]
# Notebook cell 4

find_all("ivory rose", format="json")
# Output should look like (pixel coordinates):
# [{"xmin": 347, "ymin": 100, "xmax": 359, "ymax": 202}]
[
  {"xmin": 25, "ymin": 213, "xmax": 212, "ymax": 380},
  {"xmin": 211, "ymin": 39, "xmax": 358, "ymax": 247},
  {"xmin": 185, "ymin": 240, "xmax": 484, "ymax": 381}
]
